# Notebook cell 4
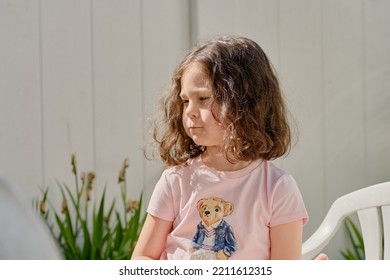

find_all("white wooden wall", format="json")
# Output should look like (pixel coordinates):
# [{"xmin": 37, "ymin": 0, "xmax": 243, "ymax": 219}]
[{"xmin": 1, "ymin": 0, "xmax": 389, "ymax": 259}]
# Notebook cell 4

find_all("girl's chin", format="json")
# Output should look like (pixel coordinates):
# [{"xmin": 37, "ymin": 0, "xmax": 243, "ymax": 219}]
[
  {"xmin": 189, "ymin": 136, "xmax": 223, "ymax": 149},
  {"xmin": 189, "ymin": 136, "xmax": 203, "ymax": 145}
]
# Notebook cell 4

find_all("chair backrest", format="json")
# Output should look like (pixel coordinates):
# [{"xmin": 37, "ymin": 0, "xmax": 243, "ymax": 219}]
[
  {"xmin": 302, "ymin": 181, "xmax": 390, "ymax": 260},
  {"xmin": 0, "ymin": 174, "xmax": 63, "ymax": 259}
]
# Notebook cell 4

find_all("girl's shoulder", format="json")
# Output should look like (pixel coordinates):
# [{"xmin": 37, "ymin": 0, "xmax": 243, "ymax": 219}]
[
  {"xmin": 263, "ymin": 160, "xmax": 290, "ymax": 177},
  {"xmin": 262, "ymin": 160, "xmax": 297, "ymax": 188},
  {"xmin": 161, "ymin": 156, "xmax": 201, "ymax": 176}
]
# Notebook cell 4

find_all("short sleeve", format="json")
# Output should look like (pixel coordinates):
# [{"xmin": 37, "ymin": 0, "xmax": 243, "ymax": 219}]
[
  {"xmin": 147, "ymin": 170, "xmax": 176, "ymax": 222},
  {"xmin": 269, "ymin": 174, "xmax": 308, "ymax": 227}
]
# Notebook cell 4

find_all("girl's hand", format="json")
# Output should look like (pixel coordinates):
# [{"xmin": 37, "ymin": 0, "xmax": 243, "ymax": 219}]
[{"xmin": 314, "ymin": 253, "xmax": 329, "ymax": 260}]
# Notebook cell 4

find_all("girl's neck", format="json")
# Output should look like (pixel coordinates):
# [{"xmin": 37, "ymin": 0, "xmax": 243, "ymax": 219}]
[{"xmin": 201, "ymin": 147, "xmax": 252, "ymax": 172}]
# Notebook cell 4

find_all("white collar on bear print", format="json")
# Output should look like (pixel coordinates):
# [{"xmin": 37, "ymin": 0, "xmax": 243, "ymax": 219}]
[{"xmin": 201, "ymin": 219, "xmax": 223, "ymax": 231}]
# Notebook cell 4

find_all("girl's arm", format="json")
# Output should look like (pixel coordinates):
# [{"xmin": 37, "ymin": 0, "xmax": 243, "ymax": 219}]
[
  {"xmin": 269, "ymin": 220, "xmax": 303, "ymax": 260},
  {"xmin": 131, "ymin": 214, "xmax": 173, "ymax": 260}
]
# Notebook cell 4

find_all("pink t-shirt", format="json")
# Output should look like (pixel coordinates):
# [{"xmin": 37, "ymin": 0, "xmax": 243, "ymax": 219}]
[{"xmin": 147, "ymin": 156, "xmax": 308, "ymax": 260}]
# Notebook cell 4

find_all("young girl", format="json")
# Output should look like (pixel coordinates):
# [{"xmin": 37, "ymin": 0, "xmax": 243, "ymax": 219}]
[{"xmin": 132, "ymin": 35, "xmax": 308, "ymax": 260}]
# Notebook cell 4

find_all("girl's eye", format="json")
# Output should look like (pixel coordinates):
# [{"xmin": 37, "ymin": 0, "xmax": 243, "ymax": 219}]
[{"xmin": 199, "ymin": 97, "xmax": 211, "ymax": 106}]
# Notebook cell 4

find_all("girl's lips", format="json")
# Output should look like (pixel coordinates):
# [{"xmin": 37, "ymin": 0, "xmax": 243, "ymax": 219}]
[{"xmin": 188, "ymin": 127, "xmax": 202, "ymax": 134}]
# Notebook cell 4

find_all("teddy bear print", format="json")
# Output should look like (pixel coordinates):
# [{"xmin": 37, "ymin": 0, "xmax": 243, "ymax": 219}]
[{"xmin": 190, "ymin": 197, "xmax": 237, "ymax": 260}]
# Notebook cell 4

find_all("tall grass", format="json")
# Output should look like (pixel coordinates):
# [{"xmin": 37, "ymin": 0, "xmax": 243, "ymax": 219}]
[{"xmin": 37, "ymin": 154, "xmax": 145, "ymax": 260}]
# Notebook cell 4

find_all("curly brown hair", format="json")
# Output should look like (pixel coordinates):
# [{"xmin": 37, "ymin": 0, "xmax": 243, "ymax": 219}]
[{"xmin": 150, "ymin": 36, "xmax": 292, "ymax": 167}]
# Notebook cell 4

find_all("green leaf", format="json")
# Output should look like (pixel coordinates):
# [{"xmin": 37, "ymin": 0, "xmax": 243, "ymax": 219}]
[
  {"xmin": 340, "ymin": 217, "xmax": 365, "ymax": 260},
  {"xmin": 114, "ymin": 211, "xmax": 124, "ymax": 251},
  {"xmin": 54, "ymin": 212, "xmax": 77, "ymax": 259},
  {"xmin": 92, "ymin": 188, "xmax": 106, "ymax": 259}
]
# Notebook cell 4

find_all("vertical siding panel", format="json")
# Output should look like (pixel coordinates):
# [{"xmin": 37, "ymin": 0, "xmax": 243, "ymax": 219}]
[
  {"xmin": 323, "ymin": 0, "xmax": 366, "ymax": 197},
  {"xmin": 193, "ymin": 0, "xmax": 237, "ymax": 38},
  {"xmin": 364, "ymin": 0, "xmax": 390, "ymax": 184},
  {"xmin": 234, "ymin": 0, "xmax": 280, "ymax": 71},
  {"xmin": 322, "ymin": 1, "xmax": 365, "ymax": 258},
  {"xmin": 278, "ymin": 0, "xmax": 324, "ymax": 240},
  {"xmin": 0, "ymin": 0, "xmax": 42, "ymax": 197},
  {"xmin": 141, "ymin": 0, "xmax": 191, "ymax": 202},
  {"xmin": 92, "ymin": 0, "xmax": 143, "ymax": 202},
  {"xmin": 194, "ymin": 0, "xmax": 279, "ymax": 66},
  {"xmin": 40, "ymin": 0, "xmax": 94, "ymax": 190}
]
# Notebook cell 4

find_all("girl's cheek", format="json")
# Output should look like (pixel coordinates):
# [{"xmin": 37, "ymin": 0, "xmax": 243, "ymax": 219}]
[{"xmin": 211, "ymin": 103, "xmax": 225, "ymax": 123}]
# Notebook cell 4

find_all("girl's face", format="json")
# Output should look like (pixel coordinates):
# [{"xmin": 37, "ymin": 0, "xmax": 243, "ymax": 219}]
[{"xmin": 180, "ymin": 63, "xmax": 225, "ymax": 148}]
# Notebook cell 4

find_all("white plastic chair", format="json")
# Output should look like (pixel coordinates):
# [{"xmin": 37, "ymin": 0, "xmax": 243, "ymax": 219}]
[{"xmin": 302, "ymin": 181, "xmax": 390, "ymax": 260}]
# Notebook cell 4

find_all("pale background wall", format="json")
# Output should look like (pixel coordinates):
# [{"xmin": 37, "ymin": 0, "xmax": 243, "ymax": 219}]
[{"xmin": 0, "ymin": 0, "xmax": 389, "ymax": 259}]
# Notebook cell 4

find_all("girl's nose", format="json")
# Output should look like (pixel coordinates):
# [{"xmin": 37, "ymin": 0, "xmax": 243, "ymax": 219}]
[{"xmin": 185, "ymin": 102, "xmax": 199, "ymax": 118}]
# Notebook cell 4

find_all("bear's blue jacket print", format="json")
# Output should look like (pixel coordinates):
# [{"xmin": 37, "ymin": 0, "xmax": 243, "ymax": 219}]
[{"xmin": 192, "ymin": 219, "xmax": 237, "ymax": 256}]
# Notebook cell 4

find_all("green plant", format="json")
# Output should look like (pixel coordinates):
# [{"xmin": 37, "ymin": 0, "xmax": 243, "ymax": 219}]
[
  {"xmin": 340, "ymin": 217, "xmax": 365, "ymax": 260},
  {"xmin": 37, "ymin": 154, "xmax": 146, "ymax": 260}
]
